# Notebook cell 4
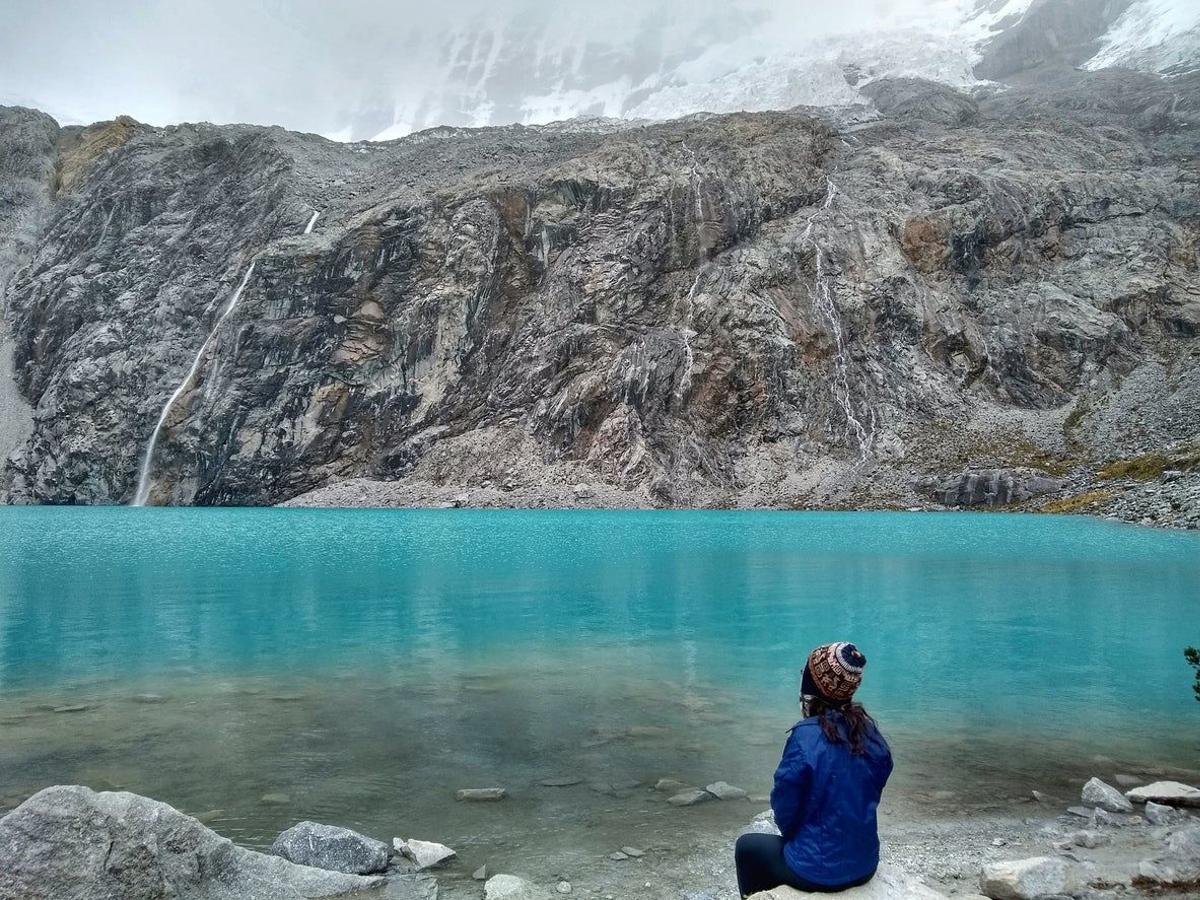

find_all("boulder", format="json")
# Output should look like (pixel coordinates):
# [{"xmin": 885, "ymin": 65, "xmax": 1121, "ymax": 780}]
[
  {"xmin": 0, "ymin": 785, "xmax": 384, "ymax": 900},
  {"xmin": 979, "ymin": 856, "xmax": 1080, "ymax": 900},
  {"xmin": 706, "ymin": 781, "xmax": 748, "ymax": 800},
  {"xmin": 1125, "ymin": 781, "xmax": 1200, "ymax": 808},
  {"xmin": 920, "ymin": 470, "xmax": 1065, "ymax": 508},
  {"xmin": 394, "ymin": 837, "xmax": 456, "ymax": 870},
  {"xmin": 1137, "ymin": 824, "xmax": 1200, "ymax": 885},
  {"xmin": 746, "ymin": 864, "xmax": 947, "ymax": 898},
  {"xmin": 1081, "ymin": 777, "xmax": 1133, "ymax": 813},
  {"xmin": 271, "ymin": 821, "xmax": 390, "ymax": 875}
]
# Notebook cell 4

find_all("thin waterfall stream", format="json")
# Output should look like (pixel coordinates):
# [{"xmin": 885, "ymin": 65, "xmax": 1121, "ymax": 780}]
[
  {"xmin": 131, "ymin": 212, "xmax": 321, "ymax": 506},
  {"xmin": 800, "ymin": 177, "xmax": 874, "ymax": 463}
]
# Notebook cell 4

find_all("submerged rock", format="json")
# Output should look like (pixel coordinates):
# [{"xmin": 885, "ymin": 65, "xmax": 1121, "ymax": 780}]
[
  {"xmin": 456, "ymin": 787, "xmax": 507, "ymax": 802},
  {"xmin": 272, "ymin": 821, "xmax": 390, "ymax": 874},
  {"xmin": 1126, "ymin": 780, "xmax": 1200, "ymax": 808},
  {"xmin": 747, "ymin": 864, "xmax": 947, "ymax": 898},
  {"xmin": 668, "ymin": 789, "xmax": 713, "ymax": 807},
  {"xmin": 0, "ymin": 785, "xmax": 383, "ymax": 899},
  {"xmin": 979, "ymin": 856, "xmax": 1079, "ymax": 900},
  {"xmin": 1081, "ymin": 777, "xmax": 1133, "ymax": 813}
]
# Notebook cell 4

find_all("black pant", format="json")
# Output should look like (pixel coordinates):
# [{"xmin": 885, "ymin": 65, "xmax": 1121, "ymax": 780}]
[{"xmin": 734, "ymin": 833, "xmax": 874, "ymax": 897}]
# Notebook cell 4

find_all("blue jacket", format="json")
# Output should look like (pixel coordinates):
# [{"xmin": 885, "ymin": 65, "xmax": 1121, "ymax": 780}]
[{"xmin": 770, "ymin": 714, "xmax": 893, "ymax": 888}]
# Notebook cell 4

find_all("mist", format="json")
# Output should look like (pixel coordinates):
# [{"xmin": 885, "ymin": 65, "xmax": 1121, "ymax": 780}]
[{"xmin": 0, "ymin": 0, "xmax": 977, "ymax": 139}]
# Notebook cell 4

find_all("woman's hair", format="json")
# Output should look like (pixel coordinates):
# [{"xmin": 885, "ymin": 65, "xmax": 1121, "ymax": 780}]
[{"xmin": 804, "ymin": 695, "xmax": 876, "ymax": 756}]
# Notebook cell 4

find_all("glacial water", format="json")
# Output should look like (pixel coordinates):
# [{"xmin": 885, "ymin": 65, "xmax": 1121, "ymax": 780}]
[{"xmin": 0, "ymin": 509, "xmax": 1197, "ymax": 885}]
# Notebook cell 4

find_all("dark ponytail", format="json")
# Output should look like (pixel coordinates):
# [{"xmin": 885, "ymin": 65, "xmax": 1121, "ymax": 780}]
[{"xmin": 807, "ymin": 696, "xmax": 876, "ymax": 756}]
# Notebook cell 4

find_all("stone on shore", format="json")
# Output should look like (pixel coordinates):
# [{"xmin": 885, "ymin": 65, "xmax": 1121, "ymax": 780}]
[
  {"xmin": 394, "ymin": 837, "xmax": 456, "ymax": 870},
  {"xmin": 979, "ymin": 856, "xmax": 1080, "ymax": 900},
  {"xmin": 668, "ymin": 789, "xmax": 713, "ymax": 807},
  {"xmin": 1144, "ymin": 800, "xmax": 1182, "ymax": 825},
  {"xmin": 654, "ymin": 778, "xmax": 691, "ymax": 793},
  {"xmin": 0, "ymin": 785, "xmax": 384, "ymax": 900},
  {"xmin": 456, "ymin": 787, "xmax": 507, "ymax": 801},
  {"xmin": 1081, "ymin": 777, "xmax": 1133, "ymax": 813},
  {"xmin": 538, "ymin": 776, "xmax": 583, "ymax": 787},
  {"xmin": 1137, "ymin": 824, "xmax": 1200, "ymax": 885},
  {"xmin": 271, "ymin": 821, "xmax": 390, "ymax": 874},
  {"xmin": 484, "ymin": 873, "xmax": 551, "ymax": 899},
  {"xmin": 746, "ymin": 864, "xmax": 947, "ymax": 899},
  {"xmin": 706, "ymin": 781, "xmax": 748, "ymax": 800},
  {"xmin": 1125, "ymin": 780, "xmax": 1200, "ymax": 808}
]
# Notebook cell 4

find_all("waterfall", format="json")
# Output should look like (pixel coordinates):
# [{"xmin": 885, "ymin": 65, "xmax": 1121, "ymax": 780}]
[
  {"xmin": 675, "ymin": 268, "xmax": 705, "ymax": 402},
  {"xmin": 800, "ymin": 177, "xmax": 874, "ymax": 464},
  {"xmin": 304, "ymin": 211, "xmax": 320, "ymax": 234},
  {"xmin": 130, "ymin": 261, "xmax": 257, "ymax": 506}
]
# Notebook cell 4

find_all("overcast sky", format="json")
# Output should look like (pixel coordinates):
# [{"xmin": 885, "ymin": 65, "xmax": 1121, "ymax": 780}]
[{"xmin": 0, "ymin": 0, "xmax": 972, "ymax": 138}]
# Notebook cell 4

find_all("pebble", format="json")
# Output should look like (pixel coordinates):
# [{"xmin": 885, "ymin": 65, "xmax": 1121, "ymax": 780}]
[
  {"xmin": 539, "ymin": 777, "xmax": 583, "ymax": 787},
  {"xmin": 556, "ymin": 881, "xmax": 572, "ymax": 893},
  {"xmin": 620, "ymin": 847, "xmax": 644, "ymax": 858},
  {"xmin": 473, "ymin": 864, "xmax": 489, "ymax": 881}
]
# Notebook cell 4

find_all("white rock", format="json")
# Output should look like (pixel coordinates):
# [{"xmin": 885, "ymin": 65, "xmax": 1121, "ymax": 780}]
[
  {"xmin": 620, "ymin": 846, "xmax": 644, "ymax": 857},
  {"xmin": 485, "ymin": 873, "xmax": 550, "ymax": 900},
  {"xmin": 1081, "ymin": 777, "xmax": 1133, "ymax": 813},
  {"xmin": 394, "ymin": 837, "xmax": 456, "ymax": 869},
  {"xmin": 654, "ymin": 778, "xmax": 691, "ymax": 793},
  {"xmin": 473, "ymin": 864, "xmax": 490, "ymax": 881},
  {"xmin": 1125, "ymin": 781, "xmax": 1200, "ymax": 808},
  {"xmin": 979, "ymin": 856, "xmax": 1080, "ymax": 900},
  {"xmin": 706, "ymin": 781, "xmax": 748, "ymax": 800},
  {"xmin": 556, "ymin": 881, "xmax": 572, "ymax": 894},
  {"xmin": 746, "ymin": 863, "xmax": 947, "ymax": 898}
]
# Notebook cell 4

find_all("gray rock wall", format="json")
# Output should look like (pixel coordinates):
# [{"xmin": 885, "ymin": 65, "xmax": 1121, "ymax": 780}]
[{"xmin": 0, "ymin": 70, "xmax": 1197, "ymax": 507}]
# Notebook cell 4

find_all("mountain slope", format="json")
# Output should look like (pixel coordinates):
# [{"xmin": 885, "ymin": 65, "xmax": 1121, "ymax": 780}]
[{"xmin": 1, "ymin": 69, "xmax": 1197, "ymax": 512}]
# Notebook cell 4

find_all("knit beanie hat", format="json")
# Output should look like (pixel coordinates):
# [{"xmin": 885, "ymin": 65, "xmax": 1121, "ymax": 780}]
[{"xmin": 801, "ymin": 641, "xmax": 866, "ymax": 703}]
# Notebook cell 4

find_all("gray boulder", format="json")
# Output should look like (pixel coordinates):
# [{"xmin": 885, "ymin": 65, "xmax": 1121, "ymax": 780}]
[
  {"xmin": 1144, "ymin": 800, "xmax": 1183, "ymax": 825},
  {"xmin": 1138, "ymin": 824, "xmax": 1200, "ymax": 886},
  {"xmin": 271, "ymin": 821, "xmax": 390, "ymax": 874},
  {"xmin": 921, "ymin": 470, "xmax": 1065, "ymax": 508},
  {"xmin": 978, "ymin": 856, "xmax": 1080, "ymax": 900},
  {"xmin": 1081, "ymin": 777, "xmax": 1133, "ymax": 813},
  {"xmin": 0, "ymin": 785, "xmax": 383, "ymax": 900}
]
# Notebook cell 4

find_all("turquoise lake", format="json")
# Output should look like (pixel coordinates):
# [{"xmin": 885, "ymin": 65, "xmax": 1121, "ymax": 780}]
[{"xmin": 1, "ymin": 508, "xmax": 1198, "ymax": 875}]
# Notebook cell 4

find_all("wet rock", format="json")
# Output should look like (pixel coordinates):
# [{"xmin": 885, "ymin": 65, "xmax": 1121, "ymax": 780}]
[
  {"xmin": 456, "ymin": 787, "xmax": 506, "ymax": 802},
  {"xmin": 1126, "ymin": 781, "xmax": 1200, "ymax": 808},
  {"xmin": 1081, "ymin": 777, "xmax": 1133, "ymax": 813},
  {"xmin": 1137, "ymin": 824, "xmax": 1200, "ymax": 886},
  {"xmin": 538, "ymin": 777, "xmax": 583, "ymax": 787},
  {"xmin": 706, "ymin": 781, "xmax": 748, "ymax": 800},
  {"xmin": 1114, "ymin": 773, "xmax": 1142, "ymax": 787},
  {"xmin": 620, "ymin": 846, "xmax": 644, "ymax": 858},
  {"xmin": 394, "ymin": 837, "xmax": 456, "ymax": 870},
  {"xmin": 52, "ymin": 704, "xmax": 93, "ymax": 713},
  {"xmin": 667, "ymin": 789, "xmax": 713, "ymax": 807},
  {"xmin": 747, "ymin": 863, "xmax": 947, "ymax": 898},
  {"xmin": 0, "ymin": 785, "xmax": 383, "ymax": 899},
  {"xmin": 473, "ymin": 864, "xmax": 490, "ymax": 881},
  {"xmin": 556, "ymin": 881, "xmax": 571, "ymax": 894},
  {"xmin": 131, "ymin": 693, "xmax": 167, "ymax": 703},
  {"xmin": 381, "ymin": 875, "xmax": 439, "ymax": 900},
  {"xmin": 261, "ymin": 792, "xmax": 292, "ymax": 805},
  {"xmin": 271, "ymin": 821, "xmax": 390, "ymax": 874},
  {"xmin": 608, "ymin": 851, "xmax": 629, "ymax": 861},
  {"xmin": 979, "ymin": 856, "xmax": 1079, "ymax": 900}
]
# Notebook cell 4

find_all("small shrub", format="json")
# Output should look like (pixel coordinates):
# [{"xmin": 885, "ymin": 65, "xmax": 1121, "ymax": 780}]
[{"xmin": 1042, "ymin": 490, "xmax": 1113, "ymax": 514}]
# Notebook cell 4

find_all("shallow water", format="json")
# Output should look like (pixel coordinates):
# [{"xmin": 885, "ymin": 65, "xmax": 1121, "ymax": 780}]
[{"xmin": 1, "ymin": 509, "xmax": 1197, "ymax": 879}]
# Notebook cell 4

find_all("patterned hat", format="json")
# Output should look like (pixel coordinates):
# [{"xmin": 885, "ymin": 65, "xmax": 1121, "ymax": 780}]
[{"xmin": 801, "ymin": 642, "xmax": 866, "ymax": 703}]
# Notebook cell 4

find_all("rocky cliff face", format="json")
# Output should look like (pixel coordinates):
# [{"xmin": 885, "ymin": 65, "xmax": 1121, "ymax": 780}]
[{"xmin": 1, "ymin": 69, "xmax": 1197, "ymax": 508}]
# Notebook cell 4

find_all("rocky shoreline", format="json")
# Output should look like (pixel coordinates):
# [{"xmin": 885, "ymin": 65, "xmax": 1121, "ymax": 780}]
[{"xmin": 3, "ymin": 774, "xmax": 1197, "ymax": 900}]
